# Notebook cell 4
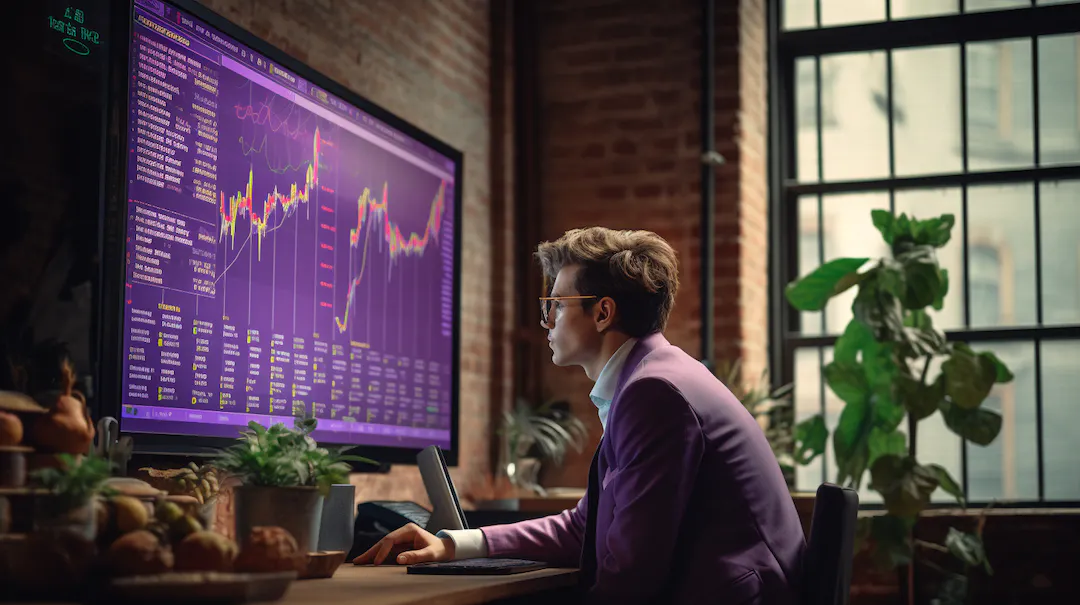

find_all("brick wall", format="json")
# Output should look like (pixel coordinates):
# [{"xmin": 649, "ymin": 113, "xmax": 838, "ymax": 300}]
[
  {"xmin": 196, "ymin": 0, "xmax": 510, "ymax": 509},
  {"xmin": 527, "ymin": 0, "xmax": 770, "ymax": 487}
]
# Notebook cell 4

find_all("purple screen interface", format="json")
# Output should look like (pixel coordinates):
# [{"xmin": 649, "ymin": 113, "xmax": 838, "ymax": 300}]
[{"xmin": 120, "ymin": 0, "xmax": 455, "ymax": 450}]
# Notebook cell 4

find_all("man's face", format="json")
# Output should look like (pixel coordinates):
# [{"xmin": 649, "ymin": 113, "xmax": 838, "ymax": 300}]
[{"xmin": 543, "ymin": 265, "xmax": 602, "ymax": 368}]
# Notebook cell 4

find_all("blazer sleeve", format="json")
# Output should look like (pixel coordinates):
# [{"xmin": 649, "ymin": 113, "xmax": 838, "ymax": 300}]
[
  {"xmin": 479, "ymin": 491, "xmax": 588, "ymax": 567},
  {"xmin": 588, "ymin": 377, "xmax": 705, "ymax": 604}
]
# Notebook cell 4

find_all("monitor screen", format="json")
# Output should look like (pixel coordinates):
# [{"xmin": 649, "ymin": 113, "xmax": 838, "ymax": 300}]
[{"xmin": 116, "ymin": 0, "xmax": 458, "ymax": 454}]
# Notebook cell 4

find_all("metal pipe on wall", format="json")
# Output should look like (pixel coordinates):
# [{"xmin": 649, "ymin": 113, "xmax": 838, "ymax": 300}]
[{"xmin": 700, "ymin": 0, "xmax": 717, "ymax": 370}]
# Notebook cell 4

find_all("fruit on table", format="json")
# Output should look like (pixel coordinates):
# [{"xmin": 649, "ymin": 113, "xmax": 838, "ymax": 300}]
[
  {"xmin": 155, "ymin": 500, "xmax": 185, "ymax": 525},
  {"xmin": 106, "ymin": 530, "xmax": 174, "ymax": 576},
  {"xmin": 0, "ymin": 411, "xmax": 23, "ymax": 446},
  {"xmin": 174, "ymin": 531, "xmax": 239, "ymax": 572},
  {"xmin": 234, "ymin": 526, "xmax": 305, "ymax": 573},
  {"xmin": 112, "ymin": 495, "xmax": 149, "ymax": 533},
  {"xmin": 168, "ymin": 514, "xmax": 203, "ymax": 544}
]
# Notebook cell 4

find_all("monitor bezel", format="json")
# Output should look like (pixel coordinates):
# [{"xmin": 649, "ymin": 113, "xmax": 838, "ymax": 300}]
[{"xmin": 98, "ymin": 0, "xmax": 463, "ymax": 467}]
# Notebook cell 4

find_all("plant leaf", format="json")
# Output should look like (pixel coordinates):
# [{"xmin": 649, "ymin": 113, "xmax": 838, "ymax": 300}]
[
  {"xmin": 933, "ymin": 268, "xmax": 949, "ymax": 310},
  {"xmin": 872, "ymin": 209, "xmax": 897, "ymax": 245},
  {"xmin": 834, "ymin": 320, "xmax": 875, "ymax": 365},
  {"xmin": 927, "ymin": 463, "xmax": 965, "ymax": 507},
  {"xmin": 945, "ymin": 527, "xmax": 992, "ymax": 574},
  {"xmin": 943, "ymin": 343, "xmax": 998, "ymax": 409},
  {"xmin": 785, "ymin": 257, "xmax": 871, "ymax": 311},
  {"xmin": 897, "ymin": 373, "xmax": 944, "ymax": 421},
  {"xmin": 869, "ymin": 514, "xmax": 915, "ymax": 569},
  {"xmin": 979, "ymin": 350, "xmax": 1014, "ymax": 384},
  {"xmin": 897, "ymin": 246, "xmax": 944, "ymax": 310},
  {"xmin": 794, "ymin": 415, "xmax": 828, "ymax": 465},
  {"xmin": 824, "ymin": 361, "xmax": 870, "ymax": 406},
  {"xmin": 867, "ymin": 427, "xmax": 907, "ymax": 469},
  {"xmin": 833, "ymin": 397, "xmax": 873, "ymax": 488},
  {"xmin": 939, "ymin": 398, "xmax": 1002, "ymax": 446},
  {"xmin": 869, "ymin": 454, "xmax": 938, "ymax": 518}
]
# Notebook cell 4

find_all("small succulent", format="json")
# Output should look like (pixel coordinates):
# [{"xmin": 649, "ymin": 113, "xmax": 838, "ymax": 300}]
[{"xmin": 212, "ymin": 417, "xmax": 376, "ymax": 496}]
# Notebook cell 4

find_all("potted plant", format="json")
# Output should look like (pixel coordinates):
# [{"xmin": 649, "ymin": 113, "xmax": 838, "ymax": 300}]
[
  {"xmin": 500, "ymin": 398, "xmax": 588, "ymax": 496},
  {"xmin": 785, "ymin": 210, "xmax": 1009, "ymax": 604},
  {"xmin": 715, "ymin": 359, "xmax": 796, "ymax": 485},
  {"xmin": 212, "ymin": 417, "xmax": 373, "ymax": 552},
  {"xmin": 29, "ymin": 452, "xmax": 114, "ymax": 540}
]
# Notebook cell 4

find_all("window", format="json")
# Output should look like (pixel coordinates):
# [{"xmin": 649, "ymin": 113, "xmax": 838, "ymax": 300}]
[{"xmin": 770, "ymin": 0, "xmax": 1080, "ymax": 505}]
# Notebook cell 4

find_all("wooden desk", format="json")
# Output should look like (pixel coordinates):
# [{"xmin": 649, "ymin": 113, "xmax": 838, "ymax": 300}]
[{"xmin": 285, "ymin": 564, "xmax": 580, "ymax": 605}]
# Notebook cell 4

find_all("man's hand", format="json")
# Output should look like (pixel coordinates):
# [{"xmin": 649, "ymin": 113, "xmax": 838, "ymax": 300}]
[{"xmin": 351, "ymin": 523, "xmax": 456, "ymax": 565}]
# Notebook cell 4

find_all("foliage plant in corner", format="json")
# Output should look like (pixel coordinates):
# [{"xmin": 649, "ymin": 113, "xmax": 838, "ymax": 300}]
[
  {"xmin": 785, "ymin": 210, "xmax": 1009, "ymax": 597},
  {"xmin": 213, "ymin": 417, "xmax": 376, "ymax": 496}
]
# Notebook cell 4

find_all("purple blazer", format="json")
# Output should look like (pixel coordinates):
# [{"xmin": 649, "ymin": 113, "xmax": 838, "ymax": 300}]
[{"xmin": 481, "ymin": 333, "xmax": 805, "ymax": 604}]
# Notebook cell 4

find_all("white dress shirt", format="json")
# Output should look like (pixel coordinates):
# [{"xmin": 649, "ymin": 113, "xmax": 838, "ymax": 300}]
[{"xmin": 438, "ymin": 338, "xmax": 639, "ymax": 560}]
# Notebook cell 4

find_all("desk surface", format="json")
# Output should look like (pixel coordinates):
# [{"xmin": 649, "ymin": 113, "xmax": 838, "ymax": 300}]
[{"xmin": 285, "ymin": 564, "xmax": 580, "ymax": 605}]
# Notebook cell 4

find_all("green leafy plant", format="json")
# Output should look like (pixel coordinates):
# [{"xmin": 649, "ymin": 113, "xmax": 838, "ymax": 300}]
[
  {"xmin": 30, "ymin": 453, "xmax": 115, "ymax": 514},
  {"xmin": 501, "ymin": 398, "xmax": 588, "ymax": 467},
  {"xmin": 213, "ymin": 418, "xmax": 376, "ymax": 496},
  {"xmin": 715, "ymin": 359, "xmax": 795, "ymax": 483},
  {"xmin": 785, "ymin": 210, "xmax": 1009, "ymax": 598}
]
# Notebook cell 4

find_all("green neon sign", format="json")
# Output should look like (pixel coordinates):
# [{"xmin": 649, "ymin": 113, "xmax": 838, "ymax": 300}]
[{"xmin": 48, "ymin": 7, "xmax": 101, "ymax": 56}]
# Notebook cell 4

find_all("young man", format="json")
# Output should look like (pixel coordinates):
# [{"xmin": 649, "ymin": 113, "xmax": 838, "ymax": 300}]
[{"xmin": 354, "ymin": 227, "xmax": 805, "ymax": 604}]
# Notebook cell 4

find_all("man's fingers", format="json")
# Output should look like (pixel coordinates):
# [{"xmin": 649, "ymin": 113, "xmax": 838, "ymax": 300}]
[
  {"xmin": 351, "ymin": 524, "xmax": 424, "ymax": 565},
  {"xmin": 397, "ymin": 545, "xmax": 438, "ymax": 565}
]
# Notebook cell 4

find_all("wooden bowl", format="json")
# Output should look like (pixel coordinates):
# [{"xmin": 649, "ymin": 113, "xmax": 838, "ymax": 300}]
[{"xmin": 299, "ymin": 551, "xmax": 347, "ymax": 580}]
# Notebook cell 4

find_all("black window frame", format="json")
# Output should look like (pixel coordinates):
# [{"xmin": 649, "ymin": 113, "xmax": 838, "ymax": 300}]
[{"xmin": 766, "ymin": 0, "xmax": 1080, "ymax": 507}]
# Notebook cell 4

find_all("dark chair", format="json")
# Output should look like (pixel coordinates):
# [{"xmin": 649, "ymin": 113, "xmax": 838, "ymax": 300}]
[{"xmin": 800, "ymin": 483, "xmax": 859, "ymax": 605}]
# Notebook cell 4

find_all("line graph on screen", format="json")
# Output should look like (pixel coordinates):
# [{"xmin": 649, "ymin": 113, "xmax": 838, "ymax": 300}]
[{"xmin": 214, "ymin": 95, "xmax": 447, "ymax": 339}]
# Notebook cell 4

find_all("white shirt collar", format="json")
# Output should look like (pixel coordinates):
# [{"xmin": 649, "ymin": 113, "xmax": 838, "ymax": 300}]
[{"xmin": 589, "ymin": 338, "xmax": 638, "ymax": 425}]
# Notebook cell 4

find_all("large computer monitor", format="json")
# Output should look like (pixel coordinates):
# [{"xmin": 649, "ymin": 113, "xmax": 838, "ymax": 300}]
[{"xmin": 100, "ymin": 0, "xmax": 462, "ymax": 465}]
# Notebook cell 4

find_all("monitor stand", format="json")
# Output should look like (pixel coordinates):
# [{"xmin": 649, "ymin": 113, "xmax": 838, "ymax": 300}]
[{"xmin": 417, "ymin": 445, "xmax": 468, "ymax": 534}]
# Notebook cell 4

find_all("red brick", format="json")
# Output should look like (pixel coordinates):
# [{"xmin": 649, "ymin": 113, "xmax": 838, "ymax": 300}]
[{"xmin": 611, "ymin": 139, "xmax": 638, "ymax": 155}]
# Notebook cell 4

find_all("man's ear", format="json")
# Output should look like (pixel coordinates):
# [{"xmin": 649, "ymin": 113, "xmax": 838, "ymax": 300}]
[{"xmin": 594, "ymin": 297, "xmax": 617, "ymax": 332}]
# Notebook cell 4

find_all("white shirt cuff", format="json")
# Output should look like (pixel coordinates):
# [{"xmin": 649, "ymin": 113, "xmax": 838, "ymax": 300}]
[{"xmin": 435, "ymin": 528, "xmax": 488, "ymax": 560}]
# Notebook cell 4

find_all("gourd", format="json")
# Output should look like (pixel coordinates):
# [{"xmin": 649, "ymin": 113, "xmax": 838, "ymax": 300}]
[{"xmin": 15, "ymin": 340, "xmax": 96, "ymax": 454}]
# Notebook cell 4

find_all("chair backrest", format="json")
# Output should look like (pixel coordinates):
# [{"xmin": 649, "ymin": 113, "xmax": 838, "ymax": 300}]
[{"xmin": 800, "ymin": 483, "xmax": 859, "ymax": 605}]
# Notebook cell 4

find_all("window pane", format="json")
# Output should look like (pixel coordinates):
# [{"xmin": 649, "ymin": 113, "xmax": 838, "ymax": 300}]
[
  {"xmin": 1043, "ymin": 340, "xmax": 1080, "ymax": 501},
  {"xmin": 916, "ymin": 355, "xmax": 964, "ymax": 503},
  {"xmin": 893, "ymin": 188, "xmax": 966, "ymax": 330},
  {"xmin": 1039, "ymin": 181, "xmax": 1080, "ymax": 325},
  {"xmin": 967, "ymin": 183, "xmax": 1037, "ymax": 328},
  {"xmin": 798, "ymin": 196, "xmax": 823, "ymax": 335},
  {"xmin": 784, "ymin": 0, "xmax": 817, "ymax": 30},
  {"xmin": 966, "ymin": 39, "xmax": 1035, "ymax": 171},
  {"xmin": 821, "ymin": 0, "xmax": 885, "ymax": 26},
  {"xmin": 966, "ymin": 0, "xmax": 1029, "ymax": 12},
  {"xmin": 966, "ymin": 341, "xmax": 1039, "ymax": 502},
  {"xmin": 821, "ymin": 191, "xmax": 890, "ymax": 334},
  {"xmin": 1037, "ymin": 34, "xmax": 1080, "ymax": 166},
  {"xmin": 796, "ymin": 57, "xmax": 820, "ymax": 183},
  {"xmin": 893, "ymin": 45, "xmax": 962, "ymax": 176},
  {"xmin": 794, "ymin": 347, "xmax": 824, "ymax": 492},
  {"xmin": 890, "ymin": 0, "xmax": 959, "ymax": 19},
  {"xmin": 822, "ymin": 348, "xmax": 882, "ymax": 503},
  {"xmin": 821, "ymin": 52, "xmax": 889, "ymax": 182}
]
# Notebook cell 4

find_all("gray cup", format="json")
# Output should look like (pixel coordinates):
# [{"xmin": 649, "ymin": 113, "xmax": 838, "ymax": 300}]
[{"xmin": 317, "ymin": 484, "xmax": 356, "ymax": 552}]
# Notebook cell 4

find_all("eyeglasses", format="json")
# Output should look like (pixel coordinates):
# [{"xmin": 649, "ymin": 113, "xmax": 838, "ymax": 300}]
[{"xmin": 539, "ymin": 295, "xmax": 597, "ymax": 327}]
